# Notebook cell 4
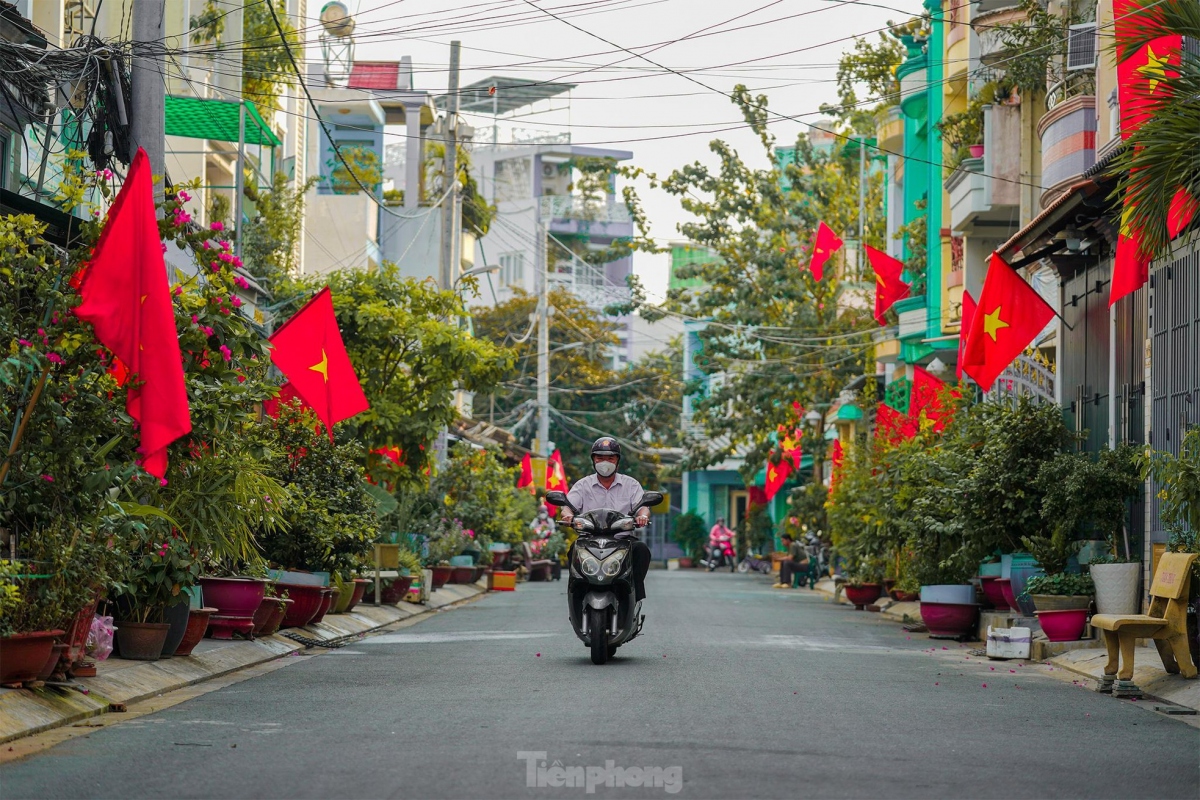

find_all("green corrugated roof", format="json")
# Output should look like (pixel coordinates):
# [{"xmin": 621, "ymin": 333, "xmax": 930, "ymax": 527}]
[{"xmin": 165, "ymin": 96, "xmax": 281, "ymax": 147}]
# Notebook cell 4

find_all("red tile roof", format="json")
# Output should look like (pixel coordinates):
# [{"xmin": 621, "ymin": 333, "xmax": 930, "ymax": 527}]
[{"xmin": 348, "ymin": 62, "xmax": 399, "ymax": 90}]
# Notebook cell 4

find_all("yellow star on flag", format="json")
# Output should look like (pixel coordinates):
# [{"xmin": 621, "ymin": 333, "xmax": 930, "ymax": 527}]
[
  {"xmin": 1120, "ymin": 204, "xmax": 1136, "ymax": 239},
  {"xmin": 1137, "ymin": 44, "xmax": 1171, "ymax": 94},
  {"xmin": 767, "ymin": 465, "xmax": 777, "ymax": 482},
  {"xmin": 309, "ymin": 349, "xmax": 329, "ymax": 381},
  {"xmin": 983, "ymin": 307, "xmax": 1010, "ymax": 341}
]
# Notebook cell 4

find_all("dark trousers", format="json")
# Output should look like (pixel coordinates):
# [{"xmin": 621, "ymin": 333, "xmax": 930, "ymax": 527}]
[
  {"xmin": 632, "ymin": 540, "xmax": 651, "ymax": 602},
  {"xmin": 780, "ymin": 559, "xmax": 808, "ymax": 587}
]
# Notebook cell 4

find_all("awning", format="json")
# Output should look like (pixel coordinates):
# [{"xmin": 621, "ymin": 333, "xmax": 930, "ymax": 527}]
[{"xmin": 165, "ymin": 96, "xmax": 281, "ymax": 147}]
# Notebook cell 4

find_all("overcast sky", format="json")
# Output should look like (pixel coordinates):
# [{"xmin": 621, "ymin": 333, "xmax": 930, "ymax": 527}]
[{"xmin": 306, "ymin": 0, "xmax": 901, "ymax": 301}]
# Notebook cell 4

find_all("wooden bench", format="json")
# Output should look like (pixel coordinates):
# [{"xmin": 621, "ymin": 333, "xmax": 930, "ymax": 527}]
[{"xmin": 1091, "ymin": 552, "xmax": 1197, "ymax": 697}]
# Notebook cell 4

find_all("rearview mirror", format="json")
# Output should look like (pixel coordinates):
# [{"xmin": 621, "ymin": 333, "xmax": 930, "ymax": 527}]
[
  {"xmin": 637, "ymin": 491, "xmax": 664, "ymax": 511},
  {"xmin": 545, "ymin": 490, "xmax": 578, "ymax": 514}
]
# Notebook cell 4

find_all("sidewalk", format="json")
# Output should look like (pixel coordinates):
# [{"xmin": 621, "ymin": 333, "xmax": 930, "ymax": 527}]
[
  {"xmin": 0, "ymin": 580, "xmax": 489, "ymax": 744},
  {"xmin": 804, "ymin": 575, "xmax": 1200, "ymax": 713}
]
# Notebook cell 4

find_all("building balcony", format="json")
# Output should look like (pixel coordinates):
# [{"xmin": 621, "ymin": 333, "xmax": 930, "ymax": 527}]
[
  {"xmin": 945, "ymin": 104, "xmax": 1021, "ymax": 234},
  {"xmin": 897, "ymin": 58, "xmax": 928, "ymax": 120},
  {"xmin": 875, "ymin": 105, "xmax": 904, "ymax": 155},
  {"xmin": 540, "ymin": 195, "xmax": 634, "ymax": 239},
  {"xmin": 973, "ymin": 4, "xmax": 1028, "ymax": 66},
  {"xmin": 1038, "ymin": 93, "xmax": 1097, "ymax": 209},
  {"xmin": 896, "ymin": 296, "xmax": 928, "ymax": 341}
]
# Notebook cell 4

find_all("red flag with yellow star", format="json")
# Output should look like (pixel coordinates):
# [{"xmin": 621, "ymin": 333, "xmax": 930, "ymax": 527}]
[
  {"xmin": 866, "ymin": 245, "xmax": 911, "ymax": 325},
  {"xmin": 764, "ymin": 456, "xmax": 792, "ymax": 501},
  {"xmin": 956, "ymin": 290, "xmax": 976, "ymax": 382},
  {"xmin": 517, "ymin": 453, "xmax": 534, "ymax": 493},
  {"xmin": 1115, "ymin": 0, "xmax": 1181, "ymax": 140},
  {"xmin": 809, "ymin": 221, "xmax": 843, "ymax": 281},
  {"xmin": 545, "ymin": 449, "xmax": 569, "ymax": 515},
  {"xmin": 75, "ymin": 148, "xmax": 191, "ymax": 479},
  {"xmin": 1110, "ymin": 198, "xmax": 1152, "ymax": 307},
  {"xmin": 268, "ymin": 287, "xmax": 368, "ymax": 438},
  {"xmin": 962, "ymin": 254, "xmax": 1055, "ymax": 392}
]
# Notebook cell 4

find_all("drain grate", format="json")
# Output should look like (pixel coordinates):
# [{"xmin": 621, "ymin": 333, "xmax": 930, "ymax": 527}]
[
  {"xmin": 902, "ymin": 623, "xmax": 928, "ymax": 633},
  {"xmin": 281, "ymin": 631, "xmax": 351, "ymax": 649}
]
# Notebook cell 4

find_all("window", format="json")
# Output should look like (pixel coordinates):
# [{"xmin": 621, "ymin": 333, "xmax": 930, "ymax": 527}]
[{"xmin": 500, "ymin": 252, "xmax": 525, "ymax": 287}]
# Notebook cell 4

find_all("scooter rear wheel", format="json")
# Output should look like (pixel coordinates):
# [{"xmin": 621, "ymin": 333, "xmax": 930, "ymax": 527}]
[{"xmin": 589, "ymin": 608, "xmax": 608, "ymax": 665}]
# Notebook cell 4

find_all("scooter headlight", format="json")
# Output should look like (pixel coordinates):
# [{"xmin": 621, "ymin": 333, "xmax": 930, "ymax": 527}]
[
  {"xmin": 601, "ymin": 550, "xmax": 627, "ymax": 577},
  {"xmin": 577, "ymin": 551, "xmax": 601, "ymax": 577},
  {"xmin": 612, "ymin": 518, "xmax": 636, "ymax": 532}
]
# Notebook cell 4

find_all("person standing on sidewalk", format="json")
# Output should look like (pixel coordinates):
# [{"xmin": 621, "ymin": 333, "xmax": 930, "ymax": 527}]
[{"xmin": 774, "ymin": 533, "xmax": 810, "ymax": 589}]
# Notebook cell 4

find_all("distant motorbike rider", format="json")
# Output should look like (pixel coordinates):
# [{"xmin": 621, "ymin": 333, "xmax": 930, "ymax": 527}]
[
  {"xmin": 561, "ymin": 437, "xmax": 653, "ymax": 602},
  {"xmin": 529, "ymin": 508, "xmax": 554, "ymax": 555}
]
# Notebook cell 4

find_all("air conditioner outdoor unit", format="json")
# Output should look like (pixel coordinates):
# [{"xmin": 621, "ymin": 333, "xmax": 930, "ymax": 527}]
[
  {"xmin": 542, "ymin": 163, "xmax": 557, "ymax": 177},
  {"xmin": 1066, "ymin": 22, "xmax": 1097, "ymax": 71}
]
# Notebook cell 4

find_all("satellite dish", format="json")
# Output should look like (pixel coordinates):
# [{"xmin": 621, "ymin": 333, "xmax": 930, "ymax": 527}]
[{"xmin": 319, "ymin": 1, "xmax": 355, "ymax": 37}]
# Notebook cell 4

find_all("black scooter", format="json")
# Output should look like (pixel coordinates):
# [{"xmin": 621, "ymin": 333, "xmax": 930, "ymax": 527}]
[{"xmin": 545, "ymin": 489, "xmax": 663, "ymax": 665}]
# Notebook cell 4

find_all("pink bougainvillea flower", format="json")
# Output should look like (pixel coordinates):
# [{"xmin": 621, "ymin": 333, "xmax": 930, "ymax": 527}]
[
  {"xmin": 236, "ymin": 374, "xmax": 246, "ymax": 383},
  {"xmin": 211, "ymin": 221, "xmax": 224, "ymax": 231},
  {"xmin": 234, "ymin": 276, "xmax": 250, "ymax": 289},
  {"xmin": 219, "ymin": 345, "xmax": 232, "ymax": 362},
  {"xmin": 221, "ymin": 308, "xmax": 230, "ymax": 315},
  {"xmin": 191, "ymin": 314, "xmax": 199, "ymax": 324},
  {"xmin": 18, "ymin": 338, "xmax": 31, "ymax": 347},
  {"xmin": 202, "ymin": 326, "xmax": 214, "ymax": 337},
  {"xmin": 41, "ymin": 474, "xmax": 54, "ymax": 482},
  {"xmin": 178, "ymin": 191, "xmax": 191, "ymax": 202},
  {"xmin": 230, "ymin": 296, "xmax": 242, "ymax": 308},
  {"xmin": 219, "ymin": 252, "xmax": 233, "ymax": 263},
  {"xmin": 46, "ymin": 353, "xmax": 63, "ymax": 364},
  {"xmin": 201, "ymin": 240, "xmax": 211, "ymax": 250},
  {"xmin": 174, "ymin": 286, "xmax": 183, "ymax": 297},
  {"xmin": 161, "ymin": 242, "xmax": 168, "ymax": 254},
  {"xmin": 159, "ymin": 478, "xmax": 168, "ymax": 487}
]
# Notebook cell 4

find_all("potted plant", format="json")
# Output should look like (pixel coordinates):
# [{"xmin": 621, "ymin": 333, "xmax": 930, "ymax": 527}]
[
  {"xmin": 1042, "ymin": 444, "xmax": 1143, "ymax": 615},
  {"xmin": 109, "ymin": 524, "xmax": 201, "ymax": 661},
  {"xmin": 1142, "ymin": 428, "xmax": 1200, "ymax": 664},
  {"xmin": 1025, "ymin": 572, "xmax": 1094, "ymax": 641},
  {"xmin": 669, "ymin": 512, "xmax": 707, "ymax": 568}
]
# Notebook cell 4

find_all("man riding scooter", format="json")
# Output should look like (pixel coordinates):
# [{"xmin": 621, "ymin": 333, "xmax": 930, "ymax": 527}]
[{"xmin": 560, "ymin": 437, "xmax": 653, "ymax": 602}]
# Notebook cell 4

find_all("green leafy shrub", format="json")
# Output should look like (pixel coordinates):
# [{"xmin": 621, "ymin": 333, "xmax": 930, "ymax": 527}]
[
  {"xmin": 1025, "ymin": 572, "xmax": 1095, "ymax": 597},
  {"xmin": 669, "ymin": 512, "xmax": 707, "ymax": 561}
]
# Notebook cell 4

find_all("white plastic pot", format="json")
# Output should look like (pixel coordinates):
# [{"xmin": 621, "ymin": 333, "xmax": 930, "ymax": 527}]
[{"xmin": 1090, "ymin": 562, "xmax": 1142, "ymax": 616}]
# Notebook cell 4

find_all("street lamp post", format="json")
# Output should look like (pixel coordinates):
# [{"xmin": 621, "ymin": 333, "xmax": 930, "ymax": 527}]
[{"xmin": 452, "ymin": 264, "xmax": 500, "ymax": 292}]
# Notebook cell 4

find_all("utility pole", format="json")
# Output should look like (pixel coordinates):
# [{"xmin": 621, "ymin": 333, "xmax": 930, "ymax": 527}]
[
  {"xmin": 536, "ymin": 212, "xmax": 551, "ymax": 457},
  {"xmin": 857, "ymin": 135, "xmax": 866, "ymax": 280},
  {"xmin": 130, "ymin": 0, "xmax": 166, "ymax": 202},
  {"xmin": 439, "ymin": 41, "xmax": 462, "ymax": 290}
]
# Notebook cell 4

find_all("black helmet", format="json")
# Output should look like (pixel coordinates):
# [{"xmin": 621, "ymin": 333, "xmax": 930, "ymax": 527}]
[{"xmin": 591, "ymin": 436, "xmax": 622, "ymax": 462}]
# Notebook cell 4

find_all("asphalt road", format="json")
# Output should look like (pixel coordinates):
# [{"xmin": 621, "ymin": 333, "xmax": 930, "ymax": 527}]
[{"xmin": 2, "ymin": 571, "xmax": 1198, "ymax": 799}]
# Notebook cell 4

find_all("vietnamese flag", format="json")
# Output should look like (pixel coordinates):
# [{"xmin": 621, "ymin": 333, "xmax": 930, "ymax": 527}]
[
  {"xmin": 268, "ymin": 287, "xmax": 369, "ymax": 439},
  {"xmin": 875, "ymin": 402, "xmax": 916, "ymax": 444},
  {"xmin": 956, "ymin": 290, "xmax": 976, "ymax": 382},
  {"xmin": 962, "ymin": 253, "xmax": 1056, "ymax": 392},
  {"xmin": 75, "ymin": 148, "xmax": 191, "ymax": 479},
  {"xmin": 829, "ymin": 438, "xmax": 844, "ymax": 492},
  {"xmin": 866, "ymin": 245, "xmax": 911, "ymax": 325},
  {"xmin": 910, "ymin": 366, "xmax": 958, "ymax": 431},
  {"xmin": 809, "ymin": 221, "xmax": 843, "ymax": 281},
  {"xmin": 262, "ymin": 380, "xmax": 300, "ymax": 418},
  {"xmin": 517, "ymin": 453, "xmax": 534, "ymax": 493},
  {"xmin": 545, "ymin": 449, "xmax": 568, "ymax": 514},
  {"xmin": 1115, "ymin": 0, "xmax": 1181, "ymax": 140},
  {"xmin": 764, "ymin": 456, "xmax": 792, "ymax": 501},
  {"xmin": 779, "ymin": 427, "xmax": 803, "ymax": 470},
  {"xmin": 1168, "ymin": 187, "xmax": 1198, "ymax": 240},
  {"xmin": 1110, "ymin": 196, "xmax": 1153, "ymax": 307}
]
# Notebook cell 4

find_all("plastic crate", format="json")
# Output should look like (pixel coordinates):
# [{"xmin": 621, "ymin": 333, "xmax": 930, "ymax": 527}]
[{"xmin": 488, "ymin": 570, "xmax": 517, "ymax": 591}]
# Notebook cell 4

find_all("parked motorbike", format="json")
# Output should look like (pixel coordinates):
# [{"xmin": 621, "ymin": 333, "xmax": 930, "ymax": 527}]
[
  {"xmin": 737, "ymin": 554, "xmax": 774, "ymax": 575},
  {"xmin": 545, "ymin": 489, "xmax": 663, "ymax": 665}
]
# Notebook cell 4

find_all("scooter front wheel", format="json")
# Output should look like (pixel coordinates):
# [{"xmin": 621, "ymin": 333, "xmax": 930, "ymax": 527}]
[{"xmin": 589, "ymin": 608, "xmax": 609, "ymax": 665}]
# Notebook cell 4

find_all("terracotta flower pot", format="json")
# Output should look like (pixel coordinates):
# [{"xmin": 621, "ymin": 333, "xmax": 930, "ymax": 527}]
[
  {"xmin": 115, "ymin": 621, "xmax": 170, "ymax": 661},
  {"xmin": 278, "ymin": 583, "xmax": 326, "ymax": 628},
  {"xmin": 324, "ymin": 587, "xmax": 344, "ymax": 615},
  {"xmin": 197, "ymin": 577, "xmax": 267, "ymax": 619},
  {"xmin": 384, "ymin": 576, "xmax": 415, "ymax": 604},
  {"xmin": 345, "ymin": 579, "xmax": 370, "ymax": 612},
  {"xmin": 1036, "ymin": 608, "xmax": 1089, "ymax": 642},
  {"xmin": 36, "ymin": 643, "xmax": 69, "ymax": 682},
  {"xmin": 0, "ymin": 630, "xmax": 64, "ymax": 684},
  {"xmin": 678, "ymin": 558, "xmax": 694, "ymax": 569},
  {"xmin": 431, "ymin": 565, "xmax": 452, "ymax": 589},
  {"xmin": 889, "ymin": 589, "xmax": 920, "ymax": 603},
  {"xmin": 174, "ymin": 608, "xmax": 218, "ymax": 656},
  {"xmin": 1031, "ymin": 594, "xmax": 1092, "ymax": 612},
  {"xmin": 308, "ymin": 589, "xmax": 335, "ymax": 626},
  {"xmin": 252, "ymin": 597, "xmax": 282, "ymax": 636},
  {"xmin": 451, "ymin": 566, "xmax": 475, "ymax": 584},
  {"xmin": 980, "ymin": 576, "xmax": 1009, "ymax": 610},
  {"xmin": 919, "ymin": 601, "xmax": 980, "ymax": 638},
  {"xmin": 160, "ymin": 601, "xmax": 192, "ymax": 658},
  {"xmin": 844, "ymin": 583, "xmax": 882, "ymax": 610}
]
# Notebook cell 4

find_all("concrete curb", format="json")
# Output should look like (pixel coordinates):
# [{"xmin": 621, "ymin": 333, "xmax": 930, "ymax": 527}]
[{"xmin": 0, "ymin": 580, "xmax": 489, "ymax": 744}]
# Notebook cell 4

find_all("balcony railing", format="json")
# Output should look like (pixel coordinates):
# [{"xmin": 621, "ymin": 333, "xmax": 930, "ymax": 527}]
[
  {"xmin": 1046, "ymin": 70, "xmax": 1096, "ymax": 111},
  {"xmin": 539, "ymin": 195, "xmax": 632, "ymax": 224}
]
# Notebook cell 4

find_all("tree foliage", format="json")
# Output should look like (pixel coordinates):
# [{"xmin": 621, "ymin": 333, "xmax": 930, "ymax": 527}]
[{"xmin": 643, "ymin": 87, "xmax": 885, "ymax": 476}]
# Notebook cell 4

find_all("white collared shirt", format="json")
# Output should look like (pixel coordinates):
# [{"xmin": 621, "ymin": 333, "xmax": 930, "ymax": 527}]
[{"xmin": 567, "ymin": 472, "xmax": 646, "ymax": 517}]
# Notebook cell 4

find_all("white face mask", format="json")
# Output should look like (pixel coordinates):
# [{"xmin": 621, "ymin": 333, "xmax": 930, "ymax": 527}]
[{"xmin": 594, "ymin": 460, "xmax": 617, "ymax": 477}]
